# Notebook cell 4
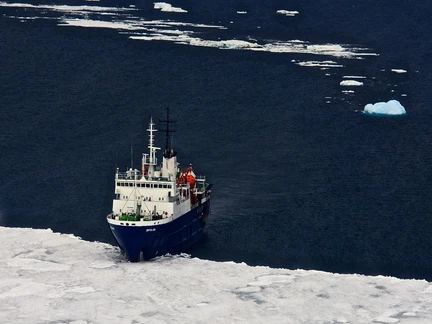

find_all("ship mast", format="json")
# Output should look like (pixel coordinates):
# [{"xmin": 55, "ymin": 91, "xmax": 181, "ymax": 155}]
[
  {"xmin": 160, "ymin": 106, "xmax": 176, "ymax": 159},
  {"xmin": 160, "ymin": 107, "xmax": 178, "ymax": 180},
  {"xmin": 142, "ymin": 117, "xmax": 160, "ymax": 179}
]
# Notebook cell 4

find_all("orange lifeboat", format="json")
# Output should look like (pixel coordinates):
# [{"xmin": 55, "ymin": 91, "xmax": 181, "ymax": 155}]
[{"xmin": 176, "ymin": 167, "xmax": 196, "ymax": 188}]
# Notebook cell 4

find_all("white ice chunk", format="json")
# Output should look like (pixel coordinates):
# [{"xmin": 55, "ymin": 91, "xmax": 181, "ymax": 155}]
[
  {"xmin": 364, "ymin": 100, "xmax": 406, "ymax": 115},
  {"xmin": 340, "ymin": 80, "xmax": 364, "ymax": 86},
  {"xmin": 391, "ymin": 69, "xmax": 407, "ymax": 73},
  {"xmin": 296, "ymin": 60, "xmax": 343, "ymax": 68},
  {"xmin": 154, "ymin": 2, "xmax": 187, "ymax": 13},
  {"xmin": 59, "ymin": 19, "xmax": 139, "ymax": 30},
  {"xmin": 343, "ymin": 75, "xmax": 366, "ymax": 79},
  {"xmin": 237, "ymin": 11, "xmax": 247, "ymax": 14},
  {"xmin": 276, "ymin": 10, "xmax": 299, "ymax": 16}
]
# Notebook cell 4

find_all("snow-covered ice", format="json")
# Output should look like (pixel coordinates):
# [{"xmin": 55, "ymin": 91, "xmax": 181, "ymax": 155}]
[
  {"xmin": 391, "ymin": 69, "xmax": 407, "ymax": 73},
  {"xmin": 154, "ymin": 2, "xmax": 187, "ymax": 13},
  {"xmin": 340, "ymin": 80, "xmax": 364, "ymax": 86},
  {"xmin": 276, "ymin": 10, "xmax": 299, "ymax": 17},
  {"xmin": 295, "ymin": 60, "xmax": 343, "ymax": 68},
  {"xmin": 364, "ymin": 100, "xmax": 407, "ymax": 115},
  {"xmin": 0, "ymin": 226, "xmax": 430, "ymax": 323},
  {"xmin": 0, "ymin": 2, "xmax": 134, "ymax": 12},
  {"xmin": 1, "ymin": 1, "xmax": 379, "ymax": 63},
  {"xmin": 59, "ymin": 18, "xmax": 141, "ymax": 30},
  {"xmin": 343, "ymin": 75, "xmax": 366, "ymax": 79}
]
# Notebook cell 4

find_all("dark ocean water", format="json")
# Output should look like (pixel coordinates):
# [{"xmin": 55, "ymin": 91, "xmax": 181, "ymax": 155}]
[{"xmin": 1, "ymin": 0, "xmax": 432, "ymax": 280}]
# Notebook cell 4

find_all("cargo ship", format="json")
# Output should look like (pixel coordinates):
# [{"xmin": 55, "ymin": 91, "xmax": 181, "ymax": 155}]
[{"xmin": 107, "ymin": 109, "xmax": 211, "ymax": 261}]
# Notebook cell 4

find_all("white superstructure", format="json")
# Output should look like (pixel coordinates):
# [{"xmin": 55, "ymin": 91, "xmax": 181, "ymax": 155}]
[{"xmin": 107, "ymin": 118, "xmax": 209, "ymax": 227}]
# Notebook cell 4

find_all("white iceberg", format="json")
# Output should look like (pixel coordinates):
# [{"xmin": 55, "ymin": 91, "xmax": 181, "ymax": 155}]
[{"xmin": 364, "ymin": 100, "xmax": 406, "ymax": 115}]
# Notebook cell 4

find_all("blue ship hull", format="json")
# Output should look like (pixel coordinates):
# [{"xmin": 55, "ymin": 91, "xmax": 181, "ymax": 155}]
[{"xmin": 108, "ymin": 200, "xmax": 210, "ymax": 261}]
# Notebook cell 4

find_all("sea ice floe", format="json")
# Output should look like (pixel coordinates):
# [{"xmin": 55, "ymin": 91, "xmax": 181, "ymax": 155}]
[
  {"xmin": 0, "ymin": 2, "xmax": 134, "ymax": 12},
  {"xmin": 60, "ymin": 17, "xmax": 224, "ymax": 30},
  {"xmin": 276, "ymin": 10, "xmax": 299, "ymax": 16},
  {"xmin": 391, "ymin": 69, "xmax": 407, "ymax": 73},
  {"xmin": 59, "ymin": 18, "xmax": 140, "ymax": 30},
  {"xmin": 1, "ymin": 1, "xmax": 379, "ymax": 68},
  {"xmin": 237, "ymin": 11, "xmax": 247, "ymax": 14},
  {"xmin": 343, "ymin": 75, "xmax": 366, "ymax": 79},
  {"xmin": 0, "ymin": 227, "xmax": 431, "ymax": 324},
  {"xmin": 295, "ymin": 60, "xmax": 343, "ymax": 68},
  {"xmin": 154, "ymin": 2, "xmax": 187, "ymax": 13},
  {"xmin": 363, "ymin": 100, "xmax": 406, "ymax": 115},
  {"xmin": 340, "ymin": 80, "xmax": 364, "ymax": 86}
]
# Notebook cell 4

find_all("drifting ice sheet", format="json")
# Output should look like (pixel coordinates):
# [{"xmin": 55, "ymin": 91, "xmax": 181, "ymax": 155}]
[
  {"xmin": 154, "ymin": 2, "xmax": 187, "ymax": 13},
  {"xmin": 0, "ymin": 226, "xmax": 430, "ymax": 324},
  {"xmin": 0, "ymin": 2, "xmax": 133, "ymax": 12},
  {"xmin": 340, "ymin": 80, "xmax": 364, "ymax": 86},
  {"xmin": 364, "ymin": 100, "xmax": 407, "ymax": 115},
  {"xmin": 1, "ymin": 2, "xmax": 378, "ymax": 62},
  {"xmin": 276, "ymin": 10, "xmax": 299, "ymax": 16},
  {"xmin": 391, "ymin": 69, "xmax": 407, "ymax": 73}
]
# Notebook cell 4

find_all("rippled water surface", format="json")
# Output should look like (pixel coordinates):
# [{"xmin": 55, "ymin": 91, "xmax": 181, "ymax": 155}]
[{"xmin": 1, "ymin": 0, "xmax": 431, "ymax": 280}]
